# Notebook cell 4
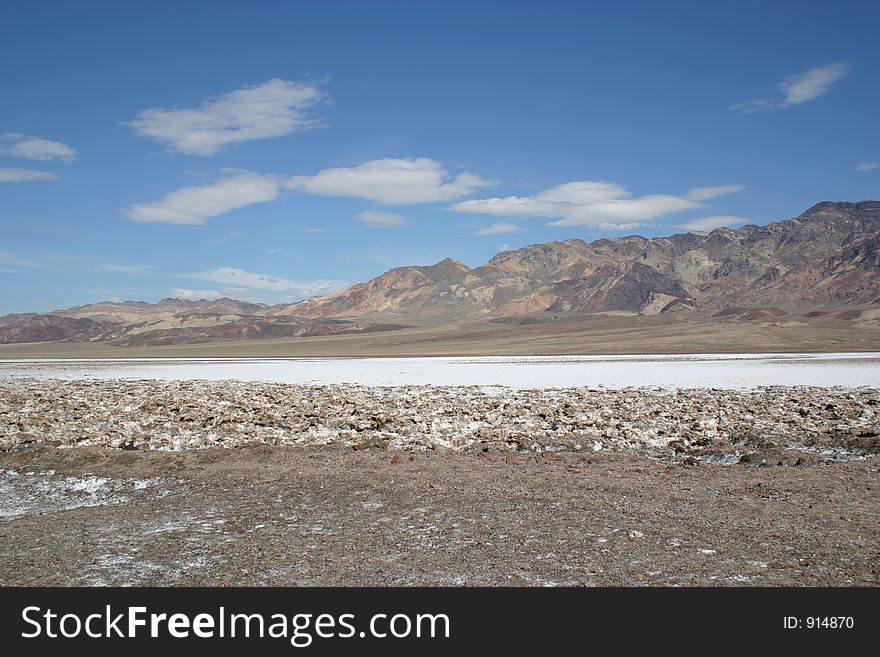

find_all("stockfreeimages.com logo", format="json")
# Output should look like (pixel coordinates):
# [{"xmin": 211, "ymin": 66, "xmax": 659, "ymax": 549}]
[{"xmin": 22, "ymin": 606, "xmax": 451, "ymax": 647}]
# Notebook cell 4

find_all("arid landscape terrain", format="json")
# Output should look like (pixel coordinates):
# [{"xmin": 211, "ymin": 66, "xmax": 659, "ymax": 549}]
[
  {"xmin": 5, "ymin": 8, "xmax": 880, "ymax": 643},
  {"xmin": 1, "ymin": 201, "xmax": 878, "ymax": 358},
  {"xmin": 1, "ymin": 200, "xmax": 878, "ymax": 587}
]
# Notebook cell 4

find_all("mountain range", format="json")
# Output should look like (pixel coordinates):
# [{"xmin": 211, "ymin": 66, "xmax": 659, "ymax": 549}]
[{"xmin": 2, "ymin": 200, "xmax": 878, "ymax": 347}]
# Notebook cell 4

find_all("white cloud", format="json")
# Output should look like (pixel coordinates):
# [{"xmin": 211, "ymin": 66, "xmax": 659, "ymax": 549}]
[
  {"xmin": 856, "ymin": 162, "xmax": 879, "ymax": 172},
  {"xmin": 552, "ymin": 195, "xmax": 702, "ymax": 227},
  {"xmin": 684, "ymin": 184, "xmax": 745, "ymax": 201},
  {"xmin": 101, "ymin": 264, "xmax": 156, "ymax": 274},
  {"xmin": 122, "ymin": 170, "xmax": 282, "ymax": 224},
  {"xmin": 355, "ymin": 210, "xmax": 409, "ymax": 229},
  {"xmin": 451, "ymin": 181, "xmax": 627, "ymax": 219},
  {"xmin": 287, "ymin": 157, "xmax": 496, "ymax": 205},
  {"xmin": 779, "ymin": 63, "xmax": 851, "ymax": 105},
  {"xmin": 304, "ymin": 227, "xmax": 327, "ymax": 233},
  {"xmin": 0, "ymin": 133, "xmax": 76, "ymax": 161},
  {"xmin": 674, "ymin": 215, "xmax": 749, "ymax": 232},
  {"xmin": 129, "ymin": 78, "xmax": 324, "ymax": 156},
  {"xmin": 474, "ymin": 222, "xmax": 525, "ymax": 235},
  {"xmin": 730, "ymin": 63, "xmax": 851, "ymax": 112},
  {"xmin": 184, "ymin": 266, "xmax": 346, "ymax": 299},
  {"xmin": 451, "ymin": 180, "xmax": 743, "ymax": 227},
  {"xmin": 170, "ymin": 288, "xmax": 224, "ymax": 301},
  {"xmin": 0, "ymin": 167, "xmax": 58, "ymax": 183},
  {"xmin": 123, "ymin": 158, "xmax": 493, "ymax": 227}
]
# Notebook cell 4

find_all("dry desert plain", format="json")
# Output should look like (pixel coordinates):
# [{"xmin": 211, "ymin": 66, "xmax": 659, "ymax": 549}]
[
  {"xmin": 1, "ymin": 314, "xmax": 880, "ymax": 358},
  {"xmin": 1, "ymin": 317, "xmax": 879, "ymax": 586}
]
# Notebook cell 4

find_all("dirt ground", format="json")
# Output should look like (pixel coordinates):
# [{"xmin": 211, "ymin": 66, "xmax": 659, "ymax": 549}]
[{"xmin": 1, "ymin": 445, "xmax": 877, "ymax": 586}]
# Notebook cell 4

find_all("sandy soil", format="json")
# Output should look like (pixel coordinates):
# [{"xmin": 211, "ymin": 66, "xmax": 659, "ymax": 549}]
[{"xmin": 1, "ymin": 446, "xmax": 877, "ymax": 586}]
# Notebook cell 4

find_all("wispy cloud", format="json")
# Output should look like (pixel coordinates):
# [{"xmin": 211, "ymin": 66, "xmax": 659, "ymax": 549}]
[
  {"xmin": 304, "ymin": 227, "xmax": 327, "ymax": 233},
  {"xmin": 684, "ymin": 184, "xmax": 746, "ymax": 201},
  {"xmin": 451, "ymin": 180, "xmax": 743, "ymax": 227},
  {"xmin": 287, "ymin": 158, "xmax": 496, "ymax": 205},
  {"xmin": 474, "ymin": 222, "xmax": 525, "ymax": 235},
  {"xmin": 355, "ymin": 210, "xmax": 409, "ymax": 228},
  {"xmin": 674, "ymin": 215, "xmax": 749, "ymax": 232},
  {"xmin": 129, "ymin": 78, "xmax": 325, "ymax": 156},
  {"xmin": 0, "ymin": 167, "xmax": 58, "ymax": 183},
  {"xmin": 596, "ymin": 222, "xmax": 651, "ymax": 231},
  {"xmin": 779, "ymin": 63, "xmax": 851, "ymax": 105},
  {"xmin": 184, "ymin": 266, "xmax": 346, "ymax": 299},
  {"xmin": 0, "ymin": 251, "xmax": 47, "ymax": 269},
  {"xmin": 101, "ymin": 263, "xmax": 157, "ymax": 274},
  {"xmin": 122, "ymin": 170, "xmax": 282, "ymax": 224},
  {"xmin": 856, "ymin": 162, "xmax": 879, "ymax": 172},
  {"xmin": 0, "ymin": 251, "xmax": 111, "ymax": 274},
  {"xmin": 0, "ymin": 133, "xmax": 76, "ymax": 161},
  {"xmin": 730, "ymin": 63, "xmax": 851, "ymax": 112}
]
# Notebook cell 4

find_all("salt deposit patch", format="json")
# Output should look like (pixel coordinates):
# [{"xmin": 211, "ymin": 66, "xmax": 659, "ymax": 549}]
[
  {"xmin": 1, "ymin": 352, "xmax": 879, "ymax": 389},
  {"xmin": 0, "ymin": 470, "xmax": 160, "ymax": 519}
]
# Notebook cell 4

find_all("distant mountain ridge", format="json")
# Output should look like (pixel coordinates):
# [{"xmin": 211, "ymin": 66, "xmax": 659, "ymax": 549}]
[
  {"xmin": 273, "ymin": 200, "xmax": 880, "ymax": 320},
  {"xmin": 1, "ymin": 200, "xmax": 878, "ymax": 346}
]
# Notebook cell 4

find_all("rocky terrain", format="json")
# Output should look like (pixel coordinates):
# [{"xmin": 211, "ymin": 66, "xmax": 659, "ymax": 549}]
[
  {"xmin": 2, "ymin": 379, "xmax": 878, "ymax": 587},
  {"xmin": 2, "ymin": 380, "xmax": 877, "ymax": 461},
  {"xmin": 1, "ymin": 200, "xmax": 878, "ymax": 348}
]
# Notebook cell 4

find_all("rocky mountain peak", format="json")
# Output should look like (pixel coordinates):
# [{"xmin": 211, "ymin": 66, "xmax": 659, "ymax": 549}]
[{"xmin": 418, "ymin": 257, "xmax": 471, "ymax": 282}]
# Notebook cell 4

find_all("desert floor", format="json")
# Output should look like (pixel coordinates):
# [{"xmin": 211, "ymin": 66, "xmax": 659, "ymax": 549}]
[
  {"xmin": 1, "ymin": 315, "xmax": 879, "ymax": 359},
  {"xmin": 1, "ymin": 445, "xmax": 877, "ymax": 586}
]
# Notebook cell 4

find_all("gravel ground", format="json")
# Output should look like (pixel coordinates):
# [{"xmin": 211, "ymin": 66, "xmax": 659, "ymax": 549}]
[{"xmin": 0, "ymin": 445, "xmax": 878, "ymax": 586}]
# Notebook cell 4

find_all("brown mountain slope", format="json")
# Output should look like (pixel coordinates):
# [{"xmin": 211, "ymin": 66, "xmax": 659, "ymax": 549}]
[
  {"xmin": 55, "ymin": 297, "xmax": 268, "ymax": 323},
  {"xmin": 0, "ymin": 314, "xmax": 111, "ymax": 344},
  {"xmin": 0, "ymin": 298, "xmax": 409, "ymax": 346},
  {"xmin": 276, "ymin": 200, "xmax": 880, "ymax": 321},
  {"xmin": 268, "ymin": 258, "xmax": 473, "ymax": 318},
  {"xmin": 0, "ymin": 200, "xmax": 878, "ymax": 346}
]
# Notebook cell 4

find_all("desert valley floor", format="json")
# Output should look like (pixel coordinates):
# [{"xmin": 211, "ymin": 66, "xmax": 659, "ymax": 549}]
[{"xmin": 1, "ymin": 354, "xmax": 878, "ymax": 586}]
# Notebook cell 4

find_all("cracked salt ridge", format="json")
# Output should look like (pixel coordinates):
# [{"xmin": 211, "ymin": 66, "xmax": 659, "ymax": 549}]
[
  {"xmin": 2, "ymin": 380, "xmax": 879, "ymax": 460},
  {"xmin": 0, "ymin": 469, "xmax": 164, "ymax": 519}
]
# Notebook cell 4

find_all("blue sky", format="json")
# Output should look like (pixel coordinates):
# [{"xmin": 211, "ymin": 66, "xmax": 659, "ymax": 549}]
[{"xmin": 1, "ymin": 0, "xmax": 878, "ymax": 313}]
